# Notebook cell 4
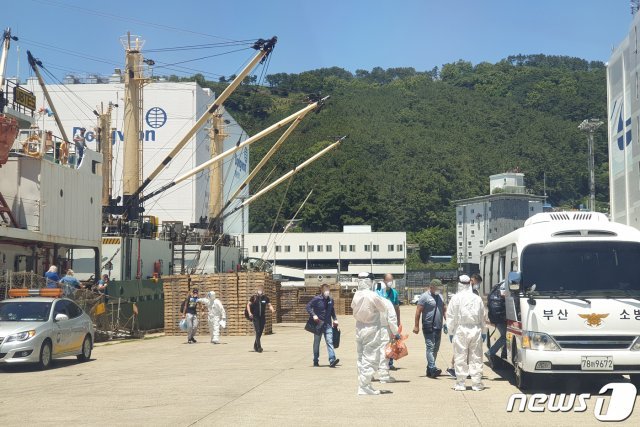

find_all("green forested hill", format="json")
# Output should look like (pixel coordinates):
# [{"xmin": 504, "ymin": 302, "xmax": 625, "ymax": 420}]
[{"xmin": 178, "ymin": 54, "xmax": 608, "ymax": 257}]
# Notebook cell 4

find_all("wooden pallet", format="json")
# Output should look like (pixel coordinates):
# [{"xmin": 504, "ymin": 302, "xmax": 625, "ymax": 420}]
[{"xmin": 163, "ymin": 272, "xmax": 276, "ymax": 336}]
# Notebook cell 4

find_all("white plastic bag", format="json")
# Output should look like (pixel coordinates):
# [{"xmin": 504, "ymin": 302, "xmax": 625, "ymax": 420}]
[
  {"xmin": 179, "ymin": 318, "xmax": 188, "ymax": 331},
  {"xmin": 219, "ymin": 319, "xmax": 227, "ymax": 329}
]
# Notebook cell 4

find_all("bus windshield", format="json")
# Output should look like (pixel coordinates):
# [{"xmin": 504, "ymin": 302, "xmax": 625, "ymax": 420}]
[{"xmin": 521, "ymin": 241, "xmax": 640, "ymax": 296}]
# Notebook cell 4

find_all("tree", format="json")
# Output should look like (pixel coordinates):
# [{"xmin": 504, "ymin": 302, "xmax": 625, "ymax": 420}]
[{"xmin": 413, "ymin": 228, "xmax": 456, "ymax": 262}]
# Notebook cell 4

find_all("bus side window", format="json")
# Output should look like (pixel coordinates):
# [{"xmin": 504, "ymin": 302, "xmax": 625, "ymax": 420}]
[
  {"xmin": 509, "ymin": 244, "xmax": 518, "ymax": 273},
  {"xmin": 489, "ymin": 253, "xmax": 495, "ymax": 289},
  {"xmin": 492, "ymin": 253, "xmax": 500, "ymax": 288}
]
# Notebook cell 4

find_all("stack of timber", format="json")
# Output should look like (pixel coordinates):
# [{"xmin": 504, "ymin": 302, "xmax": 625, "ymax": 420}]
[
  {"xmin": 340, "ymin": 288, "xmax": 355, "ymax": 316},
  {"xmin": 278, "ymin": 284, "xmax": 354, "ymax": 322},
  {"xmin": 163, "ymin": 272, "xmax": 277, "ymax": 336}
]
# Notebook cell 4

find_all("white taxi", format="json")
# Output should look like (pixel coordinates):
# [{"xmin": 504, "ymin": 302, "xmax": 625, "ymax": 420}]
[{"xmin": 0, "ymin": 296, "xmax": 94, "ymax": 369}]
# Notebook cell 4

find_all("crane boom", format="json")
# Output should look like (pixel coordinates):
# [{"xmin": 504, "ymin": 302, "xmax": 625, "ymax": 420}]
[
  {"xmin": 216, "ymin": 109, "xmax": 309, "ymax": 217},
  {"xmin": 141, "ymin": 97, "xmax": 328, "ymax": 202},
  {"xmin": 129, "ymin": 37, "xmax": 277, "ymax": 203},
  {"xmin": 26, "ymin": 51, "xmax": 70, "ymax": 143},
  {"xmin": 222, "ymin": 136, "xmax": 345, "ymax": 219}
]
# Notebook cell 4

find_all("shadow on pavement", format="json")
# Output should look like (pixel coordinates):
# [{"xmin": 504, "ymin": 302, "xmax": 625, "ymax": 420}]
[
  {"xmin": 0, "ymin": 358, "xmax": 95, "ymax": 373},
  {"xmin": 488, "ymin": 359, "xmax": 638, "ymax": 395}
]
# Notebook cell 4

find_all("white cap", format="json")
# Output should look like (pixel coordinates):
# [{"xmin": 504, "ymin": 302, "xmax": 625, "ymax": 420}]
[
  {"xmin": 459, "ymin": 274, "xmax": 470, "ymax": 284},
  {"xmin": 358, "ymin": 272, "xmax": 370, "ymax": 278}
]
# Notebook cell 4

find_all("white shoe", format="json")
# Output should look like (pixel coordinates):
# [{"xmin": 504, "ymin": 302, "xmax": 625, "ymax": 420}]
[
  {"xmin": 212, "ymin": 340, "xmax": 220, "ymax": 344},
  {"xmin": 358, "ymin": 385, "xmax": 381, "ymax": 395},
  {"xmin": 453, "ymin": 382, "xmax": 466, "ymax": 391},
  {"xmin": 472, "ymin": 383, "xmax": 485, "ymax": 391},
  {"xmin": 379, "ymin": 376, "xmax": 396, "ymax": 383}
]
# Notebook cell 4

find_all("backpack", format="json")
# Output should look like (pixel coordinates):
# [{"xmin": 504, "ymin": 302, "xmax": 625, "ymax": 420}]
[
  {"xmin": 488, "ymin": 283, "xmax": 506, "ymax": 324},
  {"xmin": 244, "ymin": 295, "xmax": 256, "ymax": 321}
]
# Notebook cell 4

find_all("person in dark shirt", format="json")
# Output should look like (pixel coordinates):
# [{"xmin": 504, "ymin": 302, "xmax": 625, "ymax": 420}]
[
  {"xmin": 246, "ymin": 284, "xmax": 274, "ymax": 353},
  {"xmin": 305, "ymin": 284, "xmax": 340, "ymax": 367},
  {"xmin": 181, "ymin": 288, "xmax": 202, "ymax": 344}
]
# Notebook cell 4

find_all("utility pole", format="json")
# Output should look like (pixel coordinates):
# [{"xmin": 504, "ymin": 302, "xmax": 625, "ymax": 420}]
[
  {"xmin": 578, "ymin": 119, "xmax": 603, "ymax": 212},
  {"xmin": 121, "ymin": 33, "xmax": 145, "ymax": 220}
]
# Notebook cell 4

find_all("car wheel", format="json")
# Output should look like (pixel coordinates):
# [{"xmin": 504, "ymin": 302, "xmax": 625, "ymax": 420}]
[
  {"xmin": 38, "ymin": 340, "xmax": 52, "ymax": 370},
  {"xmin": 630, "ymin": 374, "xmax": 640, "ymax": 388},
  {"xmin": 77, "ymin": 334, "xmax": 92, "ymax": 362}
]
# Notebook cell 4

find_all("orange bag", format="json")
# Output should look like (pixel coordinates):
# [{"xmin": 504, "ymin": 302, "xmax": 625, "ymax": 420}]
[{"xmin": 385, "ymin": 325, "xmax": 409, "ymax": 360}]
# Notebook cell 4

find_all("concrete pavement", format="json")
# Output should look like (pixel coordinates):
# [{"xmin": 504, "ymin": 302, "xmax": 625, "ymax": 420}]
[{"xmin": 1, "ymin": 306, "xmax": 638, "ymax": 426}]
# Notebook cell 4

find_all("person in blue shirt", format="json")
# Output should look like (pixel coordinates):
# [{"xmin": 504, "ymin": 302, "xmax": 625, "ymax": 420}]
[
  {"xmin": 44, "ymin": 265, "xmax": 60, "ymax": 288},
  {"xmin": 59, "ymin": 269, "xmax": 81, "ymax": 297},
  {"xmin": 413, "ymin": 279, "xmax": 446, "ymax": 378},
  {"xmin": 376, "ymin": 273, "xmax": 400, "ymax": 369},
  {"xmin": 305, "ymin": 284, "xmax": 340, "ymax": 367}
]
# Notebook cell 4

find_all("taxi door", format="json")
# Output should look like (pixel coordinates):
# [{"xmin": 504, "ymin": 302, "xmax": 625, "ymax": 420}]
[
  {"xmin": 65, "ymin": 301, "xmax": 87, "ymax": 352},
  {"xmin": 51, "ymin": 300, "xmax": 72, "ymax": 354}
]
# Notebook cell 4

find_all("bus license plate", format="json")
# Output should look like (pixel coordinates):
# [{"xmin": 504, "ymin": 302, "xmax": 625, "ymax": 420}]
[{"xmin": 581, "ymin": 356, "xmax": 613, "ymax": 371}]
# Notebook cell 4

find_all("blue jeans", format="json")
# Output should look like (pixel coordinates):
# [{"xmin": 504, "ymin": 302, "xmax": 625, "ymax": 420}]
[
  {"xmin": 313, "ymin": 323, "xmax": 336, "ymax": 363},
  {"xmin": 489, "ymin": 322, "xmax": 507, "ymax": 357},
  {"xmin": 423, "ymin": 328, "xmax": 442, "ymax": 370}
]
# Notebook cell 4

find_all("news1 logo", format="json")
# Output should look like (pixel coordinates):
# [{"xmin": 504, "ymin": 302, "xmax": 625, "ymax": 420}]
[{"xmin": 506, "ymin": 383, "xmax": 636, "ymax": 421}]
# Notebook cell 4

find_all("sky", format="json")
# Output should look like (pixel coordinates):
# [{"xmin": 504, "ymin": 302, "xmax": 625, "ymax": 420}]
[{"xmin": 1, "ymin": 0, "xmax": 636, "ymax": 83}]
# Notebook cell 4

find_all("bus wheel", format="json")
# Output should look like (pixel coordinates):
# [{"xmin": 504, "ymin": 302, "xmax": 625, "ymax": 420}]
[
  {"xmin": 513, "ymin": 346, "xmax": 532, "ymax": 390},
  {"xmin": 515, "ymin": 365, "xmax": 532, "ymax": 390}
]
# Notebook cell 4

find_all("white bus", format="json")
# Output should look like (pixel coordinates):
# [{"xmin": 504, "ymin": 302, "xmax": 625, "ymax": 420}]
[{"xmin": 480, "ymin": 212, "xmax": 640, "ymax": 389}]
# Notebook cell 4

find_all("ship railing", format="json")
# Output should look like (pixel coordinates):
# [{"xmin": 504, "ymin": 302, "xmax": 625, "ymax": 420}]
[
  {"xmin": 1, "ymin": 80, "xmax": 36, "ymax": 117},
  {"xmin": 11, "ymin": 128, "xmax": 80, "ymax": 169}
]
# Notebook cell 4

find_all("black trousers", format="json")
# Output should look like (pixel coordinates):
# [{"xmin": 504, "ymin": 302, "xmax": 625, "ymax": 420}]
[{"xmin": 253, "ymin": 316, "xmax": 266, "ymax": 349}]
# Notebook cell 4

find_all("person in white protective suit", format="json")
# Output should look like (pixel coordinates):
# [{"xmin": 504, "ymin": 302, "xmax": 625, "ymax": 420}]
[
  {"xmin": 376, "ymin": 296, "xmax": 401, "ymax": 383},
  {"xmin": 198, "ymin": 291, "xmax": 227, "ymax": 344},
  {"xmin": 446, "ymin": 274, "xmax": 486, "ymax": 391},
  {"xmin": 351, "ymin": 272, "xmax": 390, "ymax": 395}
]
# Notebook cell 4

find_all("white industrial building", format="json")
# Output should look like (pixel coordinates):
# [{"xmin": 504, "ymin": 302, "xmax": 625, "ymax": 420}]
[
  {"xmin": 455, "ymin": 173, "xmax": 545, "ymax": 270},
  {"xmin": 244, "ymin": 225, "xmax": 406, "ymax": 281},
  {"xmin": 25, "ymin": 78, "xmax": 249, "ymax": 235},
  {"xmin": 608, "ymin": 13, "xmax": 640, "ymax": 228}
]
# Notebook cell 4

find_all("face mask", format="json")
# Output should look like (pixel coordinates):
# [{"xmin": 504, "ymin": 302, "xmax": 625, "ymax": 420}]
[
  {"xmin": 323, "ymin": 290, "xmax": 330, "ymax": 297},
  {"xmin": 257, "ymin": 290, "xmax": 263, "ymax": 295},
  {"xmin": 389, "ymin": 282, "xmax": 395, "ymax": 289},
  {"xmin": 435, "ymin": 290, "xmax": 441, "ymax": 295},
  {"xmin": 472, "ymin": 285, "xmax": 478, "ymax": 291}
]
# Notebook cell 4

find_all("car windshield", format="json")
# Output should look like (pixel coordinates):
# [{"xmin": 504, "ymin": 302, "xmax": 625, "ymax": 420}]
[
  {"xmin": 521, "ymin": 241, "xmax": 640, "ymax": 296},
  {"xmin": 0, "ymin": 301, "xmax": 52, "ymax": 322}
]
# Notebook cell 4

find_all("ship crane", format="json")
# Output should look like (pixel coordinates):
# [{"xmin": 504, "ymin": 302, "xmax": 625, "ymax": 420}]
[
  {"xmin": 221, "ymin": 135, "xmax": 346, "ymax": 220},
  {"xmin": 213, "ymin": 94, "xmax": 321, "ymax": 221},
  {"xmin": 118, "ymin": 37, "xmax": 278, "ymax": 219},
  {"xmin": 140, "ymin": 97, "xmax": 329, "ymax": 203},
  {"xmin": 26, "ymin": 51, "xmax": 70, "ymax": 144}
]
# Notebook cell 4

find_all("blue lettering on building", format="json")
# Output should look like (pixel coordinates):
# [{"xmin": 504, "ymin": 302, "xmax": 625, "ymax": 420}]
[
  {"xmin": 72, "ymin": 108, "xmax": 165, "ymax": 144},
  {"xmin": 72, "ymin": 127, "xmax": 156, "ymax": 144},
  {"xmin": 233, "ymin": 148, "xmax": 249, "ymax": 178},
  {"xmin": 611, "ymin": 100, "xmax": 632, "ymax": 151}
]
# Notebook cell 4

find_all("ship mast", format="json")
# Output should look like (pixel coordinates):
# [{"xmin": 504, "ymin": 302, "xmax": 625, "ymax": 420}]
[
  {"xmin": 121, "ymin": 32, "xmax": 146, "ymax": 219},
  {"xmin": 0, "ymin": 28, "xmax": 18, "ymax": 90},
  {"xmin": 97, "ymin": 102, "xmax": 114, "ymax": 207},
  {"xmin": 208, "ymin": 110, "xmax": 228, "ymax": 225}
]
